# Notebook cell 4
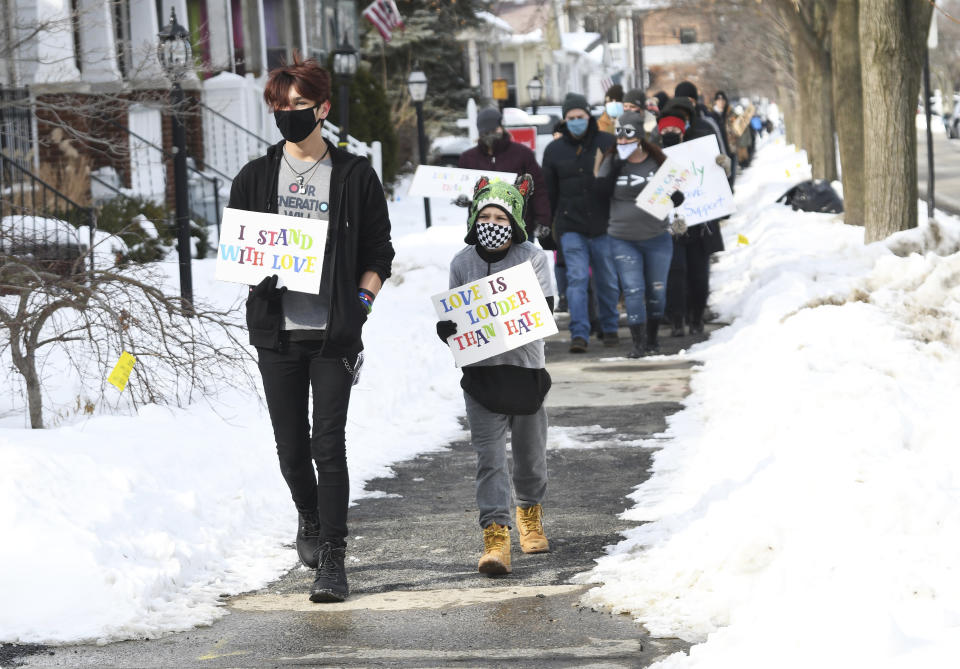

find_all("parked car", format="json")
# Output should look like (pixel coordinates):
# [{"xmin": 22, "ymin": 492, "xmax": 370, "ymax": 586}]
[{"xmin": 946, "ymin": 95, "xmax": 960, "ymax": 140}]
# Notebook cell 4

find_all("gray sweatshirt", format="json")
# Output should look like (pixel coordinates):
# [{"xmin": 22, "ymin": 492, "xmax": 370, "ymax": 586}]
[{"xmin": 606, "ymin": 156, "xmax": 669, "ymax": 241}]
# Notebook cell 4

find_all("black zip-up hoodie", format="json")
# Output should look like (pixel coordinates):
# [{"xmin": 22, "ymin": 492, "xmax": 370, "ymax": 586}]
[{"xmin": 228, "ymin": 140, "xmax": 395, "ymax": 357}]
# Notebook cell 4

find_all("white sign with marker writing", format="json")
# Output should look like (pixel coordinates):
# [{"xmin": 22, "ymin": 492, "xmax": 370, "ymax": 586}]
[
  {"xmin": 663, "ymin": 134, "xmax": 736, "ymax": 225},
  {"xmin": 408, "ymin": 165, "xmax": 517, "ymax": 199}
]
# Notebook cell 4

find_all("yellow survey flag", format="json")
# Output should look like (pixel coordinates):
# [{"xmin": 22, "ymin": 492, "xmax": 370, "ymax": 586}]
[
  {"xmin": 108, "ymin": 352, "xmax": 136, "ymax": 391},
  {"xmin": 737, "ymin": 234, "xmax": 750, "ymax": 246}
]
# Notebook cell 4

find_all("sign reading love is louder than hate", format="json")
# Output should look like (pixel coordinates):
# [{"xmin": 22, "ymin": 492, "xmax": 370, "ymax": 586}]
[
  {"xmin": 635, "ymin": 157, "xmax": 695, "ymax": 220},
  {"xmin": 663, "ymin": 134, "xmax": 736, "ymax": 225},
  {"xmin": 215, "ymin": 208, "xmax": 327, "ymax": 294},
  {"xmin": 408, "ymin": 166, "xmax": 516, "ymax": 199},
  {"xmin": 432, "ymin": 262, "xmax": 558, "ymax": 367}
]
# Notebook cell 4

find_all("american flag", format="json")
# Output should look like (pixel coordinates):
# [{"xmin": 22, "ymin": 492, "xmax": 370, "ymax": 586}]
[
  {"xmin": 601, "ymin": 76, "xmax": 614, "ymax": 93},
  {"xmin": 363, "ymin": 0, "xmax": 404, "ymax": 41}
]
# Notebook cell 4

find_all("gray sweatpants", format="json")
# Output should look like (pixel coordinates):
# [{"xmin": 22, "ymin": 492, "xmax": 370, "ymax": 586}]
[{"xmin": 463, "ymin": 391, "xmax": 548, "ymax": 529}]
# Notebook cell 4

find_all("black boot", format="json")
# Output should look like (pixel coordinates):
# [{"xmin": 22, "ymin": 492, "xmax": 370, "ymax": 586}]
[
  {"xmin": 645, "ymin": 318, "xmax": 661, "ymax": 355},
  {"xmin": 310, "ymin": 542, "xmax": 349, "ymax": 603},
  {"xmin": 689, "ymin": 309, "xmax": 704, "ymax": 335},
  {"xmin": 627, "ymin": 324, "xmax": 646, "ymax": 359},
  {"xmin": 670, "ymin": 317, "xmax": 685, "ymax": 337},
  {"xmin": 296, "ymin": 511, "xmax": 321, "ymax": 569}
]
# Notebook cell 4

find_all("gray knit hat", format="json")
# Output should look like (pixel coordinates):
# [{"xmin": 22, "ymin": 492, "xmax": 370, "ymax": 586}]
[
  {"xmin": 616, "ymin": 110, "xmax": 647, "ymax": 140},
  {"xmin": 562, "ymin": 92, "xmax": 590, "ymax": 117}
]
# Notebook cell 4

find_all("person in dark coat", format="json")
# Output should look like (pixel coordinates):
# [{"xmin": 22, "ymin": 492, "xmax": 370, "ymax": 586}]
[
  {"xmin": 228, "ymin": 53, "xmax": 394, "ymax": 604},
  {"xmin": 541, "ymin": 92, "xmax": 618, "ymax": 353},
  {"xmin": 659, "ymin": 95, "xmax": 729, "ymax": 337},
  {"xmin": 458, "ymin": 107, "xmax": 552, "ymax": 246}
]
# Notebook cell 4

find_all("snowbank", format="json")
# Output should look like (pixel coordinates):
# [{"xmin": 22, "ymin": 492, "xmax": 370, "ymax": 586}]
[{"xmin": 578, "ymin": 139, "xmax": 960, "ymax": 667}]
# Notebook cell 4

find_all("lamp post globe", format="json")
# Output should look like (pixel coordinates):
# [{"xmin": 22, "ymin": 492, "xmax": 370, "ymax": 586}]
[
  {"xmin": 332, "ymin": 37, "xmax": 358, "ymax": 148},
  {"xmin": 157, "ymin": 6, "xmax": 193, "ymax": 312},
  {"xmin": 407, "ymin": 68, "xmax": 431, "ymax": 228},
  {"xmin": 527, "ymin": 76, "xmax": 543, "ymax": 115}
]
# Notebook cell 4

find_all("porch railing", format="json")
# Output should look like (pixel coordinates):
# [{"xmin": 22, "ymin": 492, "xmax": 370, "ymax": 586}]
[{"xmin": 0, "ymin": 152, "xmax": 96, "ymax": 273}]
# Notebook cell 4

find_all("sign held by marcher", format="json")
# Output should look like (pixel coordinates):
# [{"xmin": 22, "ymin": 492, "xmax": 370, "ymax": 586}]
[
  {"xmin": 432, "ymin": 261, "xmax": 558, "ymax": 367},
  {"xmin": 215, "ymin": 208, "xmax": 327, "ymax": 294},
  {"xmin": 635, "ymin": 157, "xmax": 694, "ymax": 220},
  {"xmin": 408, "ymin": 166, "xmax": 516, "ymax": 199},
  {"xmin": 662, "ymin": 134, "xmax": 736, "ymax": 225}
]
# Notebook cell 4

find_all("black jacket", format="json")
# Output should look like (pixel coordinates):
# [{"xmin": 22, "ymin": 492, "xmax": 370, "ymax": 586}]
[
  {"xmin": 541, "ymin": 117, "xmax": 616, "ymax": 238},
  {"xmin": 228, "ymin": 141, "xmax": 395, "ymax": 356}
]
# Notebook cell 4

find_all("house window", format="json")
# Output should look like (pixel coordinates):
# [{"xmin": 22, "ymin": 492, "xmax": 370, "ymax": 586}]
[
  {"xmin": 679, "ymin": 28, "xmax": 697, "ymax": 44},
  {"xmin": 113, "ymin": 0, "xmax": 132, "ymax": 79},
  {"xmin": 583, "ymin": 15, "xmax": 618, "ymax": 43}
]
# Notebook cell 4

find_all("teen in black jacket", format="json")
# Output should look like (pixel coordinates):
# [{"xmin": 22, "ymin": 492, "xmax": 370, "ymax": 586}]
[{"xmin": 228, "ymin": 53, "xmax": 393, "ymax": 605}]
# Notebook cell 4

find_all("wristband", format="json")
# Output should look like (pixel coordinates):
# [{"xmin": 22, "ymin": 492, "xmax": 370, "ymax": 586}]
[{"xmin": 358, "ymin": 288, "xmax": 375, "ymax": 314}]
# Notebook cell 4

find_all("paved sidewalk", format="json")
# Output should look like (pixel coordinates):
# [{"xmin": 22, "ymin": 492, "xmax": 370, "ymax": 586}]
[{"xmin": 15, "ymin": 318, "xmax": 714, "ymax": 668}]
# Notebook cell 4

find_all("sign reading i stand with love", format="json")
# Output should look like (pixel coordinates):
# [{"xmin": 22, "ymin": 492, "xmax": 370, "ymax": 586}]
[
  {"xmin": 215, "ymin": 208, "xmax": 327, "ymax": 294},
  {"xmin": 432, "ymin": 262, "xmax": 558, "ymax": 367}
]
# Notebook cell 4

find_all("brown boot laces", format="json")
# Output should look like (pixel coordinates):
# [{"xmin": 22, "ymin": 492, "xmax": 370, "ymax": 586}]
[
  {"xmin": 484, "ymin": 524, "xmax": 510, "ymax": 553},
  {"xmin": 517, "ymin": 506, "xmax": 543, "ymax": 535}
]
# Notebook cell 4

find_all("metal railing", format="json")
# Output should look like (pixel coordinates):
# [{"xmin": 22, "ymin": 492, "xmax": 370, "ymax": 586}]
[
  {"xmin": 0, "ymin": 87, "xmax": 33, "ymax": 168},
  {"xmin": 1, "ymin": 152, "xmax": 96, "ymax": 273},
  {"xmin": 102, "ymin": 116, "xmax": 226, "ymax": 232}
]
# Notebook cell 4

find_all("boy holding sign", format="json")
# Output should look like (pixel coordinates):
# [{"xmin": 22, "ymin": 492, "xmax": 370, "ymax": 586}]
[{"xmin": 436, "ymin": 175, "xmax": 554, "ymax": 575}]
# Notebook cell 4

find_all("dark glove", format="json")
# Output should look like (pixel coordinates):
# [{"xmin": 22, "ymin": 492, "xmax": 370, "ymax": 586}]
[
  {"xmin": 534, "ymin": 224, "xmax": 552, "ymax": 240},
  {"xmin": 670, "ymin": 191, "xmax": 685, "ymax": 207},
  {"xmin": 251, "ymin": 274, "xmax": 287, "ymax": 301},
  {"xmin": 452, "ymin": 194, "xmax": 472, "ymax": 208},
  {"xmin": 436, "ymin": 320, "xmax": 457, "ymax": 343}
]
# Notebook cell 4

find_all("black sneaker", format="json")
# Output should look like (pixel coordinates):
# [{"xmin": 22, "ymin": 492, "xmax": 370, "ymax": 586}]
[
  {"xmin": 310, "ymin": 542, "xmax": 349, "ymax": 603},
  {"xmin": 569, "ymin": 336, "xmax": 588, "ymax": 353},
  {"xmin": 296, "ymin": 512, "xmax": 321, "ymax": 569}
]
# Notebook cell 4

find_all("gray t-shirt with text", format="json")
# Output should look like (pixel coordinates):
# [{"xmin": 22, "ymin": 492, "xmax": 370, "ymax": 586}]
[
  {"xmin": 607, "ymin": 156, "xmax": 669, "ymax": 241},
  {"xmin": 276, "ymin": 149, "xmax": 333, "ymax": 331}
]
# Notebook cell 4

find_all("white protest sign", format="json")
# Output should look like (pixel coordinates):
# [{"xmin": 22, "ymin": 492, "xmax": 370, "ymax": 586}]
[
  {"xmin": 432, "ymin": 261, "xmax": 558, "ymax": 367},
  {"xmin": 635, "ymin": 157, "xmax": 695, "ymax": 220},
  {"xmin": 408, "ymin": 165, "xmax": 516, "ymax": 199},
  {"xmin": 215, "ymin": 207, "xmax": 327, "ymax": 294},
  {"xmin": 663, "ymin": 134, "xmax": 736, "ymax": 225}
]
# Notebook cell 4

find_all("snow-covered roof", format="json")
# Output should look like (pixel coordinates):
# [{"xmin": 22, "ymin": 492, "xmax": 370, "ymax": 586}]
[
  {"xmin": 561, "ymin": 31, "xmax": 602, "ymax": 54},
  {"xmin": 506, "ymin": 28, "xmax": 544, "ymax": 45},
  {"xmin": 476, "ymin": 11, "xmax": 514, "ymax": 33}
]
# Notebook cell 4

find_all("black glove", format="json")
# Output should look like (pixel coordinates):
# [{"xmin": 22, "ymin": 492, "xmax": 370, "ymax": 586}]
[
  {"xmin": 670, "ymin": 191, "xmax": 685, "ymax": 207},
  {"xmin": 251, "ymin": 274, "xmax": 287, "ymax": 301},
  {"xmin": 452, "ymin": 194, "xmax": 472, "ymax": 208},
  {"xmin": 436, "ymin": 320, "xmax": 457, "ymax": 343},
  {"xmin": 534, "ymin": 224, "xmax": 552, "ymax": 240}
]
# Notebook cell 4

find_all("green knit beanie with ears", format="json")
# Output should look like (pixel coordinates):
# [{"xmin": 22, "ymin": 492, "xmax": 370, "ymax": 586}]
[{"xmin": 464, "ymin": 174, "xmax": 535, "ymax": 245}]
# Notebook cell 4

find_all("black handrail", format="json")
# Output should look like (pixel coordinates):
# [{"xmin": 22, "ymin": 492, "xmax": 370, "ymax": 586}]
[
  {"xmin": 199, "ymin": 102, "xmax": 272, "ymax": 148},
  {"xmin": 1, "ymin": 152, "xmax": 96, "ymax": 273}
]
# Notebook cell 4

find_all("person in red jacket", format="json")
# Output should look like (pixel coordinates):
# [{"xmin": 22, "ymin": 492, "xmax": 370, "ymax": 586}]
[{"xmin": 458, "ymin": 107, "xmax": 552, "ymax": 245}]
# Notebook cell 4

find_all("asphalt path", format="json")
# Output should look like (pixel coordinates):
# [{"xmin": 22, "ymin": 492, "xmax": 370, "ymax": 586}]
[
  {"xmin": 917, "ymin": 123, "xmax": 960, "ymax": 216},
  {"xmin": 8, "ymin": 317, "xmax": 715, "ymax": 669}
]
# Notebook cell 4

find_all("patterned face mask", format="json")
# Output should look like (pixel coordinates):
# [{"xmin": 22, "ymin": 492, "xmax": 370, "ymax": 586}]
[{"xmin": 476, "ymin": 221, "xmax": 513, "ymax": 249}]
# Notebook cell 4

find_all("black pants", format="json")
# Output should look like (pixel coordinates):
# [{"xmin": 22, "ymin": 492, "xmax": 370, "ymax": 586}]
[
  {"xmin": 666, "ymin": 236, "xmax": 711, "ymax": 327},
  {"xmin": 257, "ymin": 339, "xmax": 354, "ymax": 545}
]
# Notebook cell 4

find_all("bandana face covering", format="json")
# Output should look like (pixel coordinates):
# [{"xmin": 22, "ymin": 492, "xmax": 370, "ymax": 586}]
[
  {"xmin": 476, "ymin": 221, "xmax": 513, "ymax": 250},
  {"xmin": 275, "ymin": 104, "xmax": 322, "ymax": 143}
]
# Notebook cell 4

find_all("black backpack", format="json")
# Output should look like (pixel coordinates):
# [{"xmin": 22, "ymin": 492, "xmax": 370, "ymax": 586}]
[{"xmin": 777, "ymin": 180, "xmax": 844, "ymax": 214}]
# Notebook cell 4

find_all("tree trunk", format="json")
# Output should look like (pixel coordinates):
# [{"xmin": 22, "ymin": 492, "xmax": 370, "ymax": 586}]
[
  {"xmin": 860, "ymin": 1, "xmax": 933, "ymax": 243},
  {"xmin": 831, "ymin": 0, "xmax": 865, "ymax": 226},
  {"xmin": 796, "ymin": 36, "xmax": 837, "ymax": 181},
  {"xmin": 8, "ymin": 331, "xmax": 44, "ymax": 428}
]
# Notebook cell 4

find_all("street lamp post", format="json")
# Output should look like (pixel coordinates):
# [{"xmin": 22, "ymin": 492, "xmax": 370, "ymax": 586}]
[
  {"xmin": 332, "ymin": 37, "xmax": 358, "ymax": 149},
  {"xmin": 157, "ymin": 7, "xmax": 193, "ymax": 313},
  {"xmin": 407, "ymin": 67, "xmax": 431, "ymax": 229},
  {"xmin": 527, "ymin": 76, "xmax": 543, "ymax": 116}
]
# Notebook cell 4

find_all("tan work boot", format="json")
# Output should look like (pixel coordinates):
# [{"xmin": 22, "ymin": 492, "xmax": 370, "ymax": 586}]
[
  {"xmin": 516, "ymin": 504, "xmax": 550, "ymax": 554},
  {"xmin": 478, "ymin": 523, "xmax": 512, "ymax": 575}
]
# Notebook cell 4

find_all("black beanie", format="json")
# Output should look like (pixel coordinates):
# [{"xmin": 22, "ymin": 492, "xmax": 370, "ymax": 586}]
[
  {"xmin": 562, "ymin": 92, "xmax": 590, "ymax": 117},
  {"xmin": 605, "ymin": 84, "xmax": 624, "ymax": 102},
  {"xmin": 675, "ymin": 81, "xmax": 698, "ymax": 100}
]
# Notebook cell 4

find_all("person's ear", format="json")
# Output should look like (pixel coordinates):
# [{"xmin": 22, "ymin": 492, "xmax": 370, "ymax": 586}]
[{"xmin": 317, "ymin": 100, "xmax": 331, "ymax": 119}]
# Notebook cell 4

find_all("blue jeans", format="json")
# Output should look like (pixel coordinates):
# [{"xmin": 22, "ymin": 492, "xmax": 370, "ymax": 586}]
[
  {"xmin": 610, "ymin": 232, "xmax": 673, "ymax": 325},
  {"xmin": 560, "ymin": 231, "xmax": 620, "ymax": 340}
]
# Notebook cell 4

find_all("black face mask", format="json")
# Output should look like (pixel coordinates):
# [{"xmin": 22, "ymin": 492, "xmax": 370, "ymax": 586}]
[
  {"xmin": 275, "ymin": 104, "xmax": 323, "ymax": 143},
  {"xmin": 662, "ymin": 133, "xmax": 682, "ymax": 147}
]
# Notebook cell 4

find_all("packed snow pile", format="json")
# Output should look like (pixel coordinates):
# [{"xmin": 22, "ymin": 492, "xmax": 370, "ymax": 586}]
[{"xmin": 578, "ymin": 140, "xmax": 960, "ymax": 667}]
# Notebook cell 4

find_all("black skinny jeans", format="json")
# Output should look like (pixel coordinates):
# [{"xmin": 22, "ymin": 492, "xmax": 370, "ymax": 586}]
[
  {"xmin": 666, "ymin": 236, "xmax": 711, "ymax": 326},
  {"xmin": 257, "ymin": 339, "xmax": 354, "ymax": 545}
]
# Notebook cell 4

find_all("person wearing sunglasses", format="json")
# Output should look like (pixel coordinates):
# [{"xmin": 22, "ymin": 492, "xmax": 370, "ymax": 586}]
[{"xmin": 594, "ymin": 111, "xmax": 684, "ymax": 357}]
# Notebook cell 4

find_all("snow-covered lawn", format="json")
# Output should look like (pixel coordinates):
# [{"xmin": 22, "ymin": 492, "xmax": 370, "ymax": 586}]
[{"xmin": 578, "ymin": 139, "xmax": 960, "ymax": 667}]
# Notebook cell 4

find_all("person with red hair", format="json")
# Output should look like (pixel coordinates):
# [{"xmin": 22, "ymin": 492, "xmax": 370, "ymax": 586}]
[{"xmin": 228, "ymin": 52, "xmax": 394, "ymax": 604}]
